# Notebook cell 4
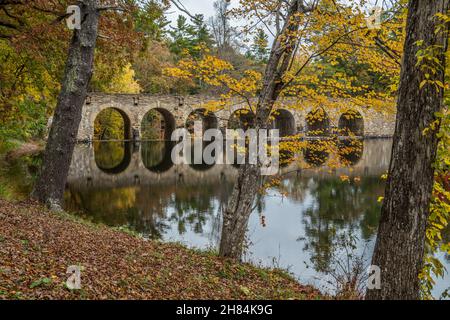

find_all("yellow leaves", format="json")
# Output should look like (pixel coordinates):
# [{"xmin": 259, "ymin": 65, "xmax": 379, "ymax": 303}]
[
  {"xmin": 239, "ymin": 286, "xmax": 251, "ymax": 296},
  {"xmin": 164, "ymin": 53, "xmax": 262, "ymax": 100},
  {"xmin": 163, "ymin": 67, "xmax": 192, "ymax": 80},
  {"xmin": 377, "ymin": 197, "xmax": 384, "ymax": 203},
  {"xmin": 420, "ymin": 79, "xmax": 445, "ymax": 90},
  {"xmin": 416, "ymin": 39, "xmax": 446, "ymax": 94},
  {"xmin": 104, "ymin": 64, "xmax": 141, "ymax": 94},
  {"xmin": 201, "ymin": 99, "xmax": 227, "ymax": 113},
  {"xmin": 198, "ymin": 55, "xmax": 234, "ymax": 74},
  {"xmin": 422, "ymin": 119, "xmax": 441, "ymax": 137},
  {"xmin": 164, "ymin": 54, "xmax": 233, "ymax": 88}
]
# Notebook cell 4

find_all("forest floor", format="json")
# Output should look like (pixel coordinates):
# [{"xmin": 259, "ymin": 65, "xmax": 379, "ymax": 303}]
[{"xmin": 0, "ymin": 199, "xmax": 323, "ymax": 300}]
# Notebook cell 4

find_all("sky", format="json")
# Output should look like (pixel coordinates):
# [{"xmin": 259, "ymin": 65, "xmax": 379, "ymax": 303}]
[
  {"xmin": 166, "ymin": 0, "xmax": 383, "ymax": 44},
  {"xmin": 166, "ymin": 0, "xmax": 382, "ymax": 24},
  {"xmin": 167, "ymin": 0, "xmax": 218, "ymax": 24}
]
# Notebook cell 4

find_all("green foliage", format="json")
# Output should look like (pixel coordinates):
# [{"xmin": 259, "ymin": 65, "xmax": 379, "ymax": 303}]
[
  {"xmin": 0, "ymin": 0, "xmax": 168, "ymax": 144},
  {"xmin": 420, "ymin": 40, "xmax": 450, "ymax": 300},
  {"xmin": 0, "ymin": 99, "xmax": 48, "ymax": 142},
  {"xmin": 420, "ymin": 109, "xmax": 450, "ymax": 300},
  {"xmin": 141, "ymin": 110, "xmax": 164, "ymax": 140},
  {"xmin": 246, "ymin": 28, "xmax": 269, "ymax": 63},
  {"xmin": 133, "ymin": 0, "xmax": 170, "ymax": 41},
  {"xmin": 30, "ymin": 277, "xmax": 52, "ymax": 289},
  {"xmin": 94, "ymin": 109, "xmax": 126, "ymax": 141},
  {"xmin": 169, "ymin": 15, "xmax": 214, "ymax": 59}
]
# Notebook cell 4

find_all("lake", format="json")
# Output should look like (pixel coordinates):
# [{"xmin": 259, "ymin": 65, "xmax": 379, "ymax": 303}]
[{"xmin": 65, "ymin": 138, "xmax": 450, "ymax": 298}]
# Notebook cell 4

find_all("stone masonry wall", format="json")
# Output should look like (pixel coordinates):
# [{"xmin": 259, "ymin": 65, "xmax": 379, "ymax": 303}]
[{"xmin": 76, "ymin": 93, "xmax": 396, "ymax": 141}]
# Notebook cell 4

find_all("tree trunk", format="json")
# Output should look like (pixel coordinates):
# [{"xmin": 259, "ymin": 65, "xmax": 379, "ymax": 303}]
[
  {"xmin": 32, "ymin": 1, "xmax": 99, "ymax": 210},
  {"xmin": 219, "ymin": 164, "xmax": 261, "ymax": 259},
  {"xmin": 366, "ymin": 0, "xmax": 449, "ymax": 300},
  {"xmin": 219, "ymin": 0, "xmax": 304, "ymax": 260}
]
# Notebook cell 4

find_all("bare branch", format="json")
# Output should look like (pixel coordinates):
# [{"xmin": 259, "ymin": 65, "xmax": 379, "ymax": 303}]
[{"xmin": 169, "ymin": 0, "xmax": 202, "ymax": 23}]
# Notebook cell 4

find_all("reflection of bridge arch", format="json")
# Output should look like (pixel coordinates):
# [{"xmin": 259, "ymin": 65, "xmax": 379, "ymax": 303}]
[
  {"xmin": 303, "ymin": 140, "xmax": 330, "ymax": 167},
  {"xmin": 68, "ymin": 140, "xmax": 393, "ymax": 190},
  {"xmin": 338, "ymin": 138, "xmax": 364, "ymax": 166},
  {"xmin": 94, "ymin": 107, "xmax": 132, "ymax": 140},
  {"xmin": 187, "ymin": 142, "xmax": 217, "ymax": 172},
  {"xmin": 141, "ymin": 141, "xmax": 175, "ymax": 173},
  {"xmin": 306, "ymin": 108, "xmax": 330, "ymax": 136},
  {"xmin": 338, "ymin": 110, "xmax": 364, "ymax": 136},
  {"xmin": 229, "ymin": 109, "xmax": 255, "ymax": 130},
  {"xmin": 141, "ymin": 108, "xmax": 176, "ymax": 141},
  {"xmin": 94, "ymin": 141, "xmax": 133, "ymax": 174},
  {"xmin": 186, "ymin": 109, "xmax": 218, "ymax": 134},
  {"xmin": 271, "ymin": 109, "xmax": 296, "ymax": 137}
]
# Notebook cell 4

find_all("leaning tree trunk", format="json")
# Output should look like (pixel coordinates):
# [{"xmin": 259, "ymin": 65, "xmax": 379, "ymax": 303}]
[
  {"xmin": 366, "ymin": 0, "xmax": 449, "ymax": 300},
  {"xmin": 219, "ymin": 0, "xmax": 304, "ymax": 260},
  {"xmin": 32, "ymin": 1, "xmax": 99, "ymax": 209}
]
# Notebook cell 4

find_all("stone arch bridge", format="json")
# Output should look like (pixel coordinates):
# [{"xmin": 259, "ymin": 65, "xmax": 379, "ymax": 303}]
[{"xmin": 76, "ymin": 93, "xmax": 396, "ymax": 141}]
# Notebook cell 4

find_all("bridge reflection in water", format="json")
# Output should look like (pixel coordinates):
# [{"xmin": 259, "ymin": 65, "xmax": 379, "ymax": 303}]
[{"xmin": 65, "ymin": 139, "xmax": 450, "ymax": 296}]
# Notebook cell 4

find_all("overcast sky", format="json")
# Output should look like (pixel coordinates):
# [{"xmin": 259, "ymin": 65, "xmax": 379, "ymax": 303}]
[
  {"xmin": 167, "ymin": 0, "xmax": 218, "ymax": 23},
  {"xmin": 166, "ymin": 0, "xmax": 382, "ymax": 43},
  {"xmin": 166, "ymin": 0, "xmax": 381, "ymax": 23}
]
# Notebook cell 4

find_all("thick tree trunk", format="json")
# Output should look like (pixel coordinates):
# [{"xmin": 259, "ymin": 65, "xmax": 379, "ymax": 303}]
[
  {"xmin": 366, "ymin": 0, "xmax": 449, "ymax": 300},
  {"xmin": 219, "ymin": 0, "xmax": 304, "ymax": 260},
  {"xmin": 32, "ymin": 1, "xmax": 99, "ymax": 209}
]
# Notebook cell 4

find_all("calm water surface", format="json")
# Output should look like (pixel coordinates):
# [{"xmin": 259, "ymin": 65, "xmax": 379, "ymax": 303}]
[{"xmin": 65, "ymin": 139, "xmax": 450, "ymax": 297}]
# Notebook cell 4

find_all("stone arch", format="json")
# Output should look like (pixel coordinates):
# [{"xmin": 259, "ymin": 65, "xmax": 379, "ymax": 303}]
[
  {"xmin": 94, "ymin": 107, "xmax": 132, "ymax": 140},
  {"xmin": 141, "ymin": 108, "xmax": 176, "ymax": 141},
  {"xmin": 270, "ymin": 109, "xmax": 296, "ymax": 137},
  {"xmin": 186, "ymin": 109, "xmax": 219, "ymax": 135},
  {"xmin": 228, "ymin": 109, "xmax": 255, "ymax": 130},
  {"xmin": 94, "ymin": 141, "xmax": 132, "ymax": 174},
  {"xmin": 306, "ymin": 108, "xmax": 330, "ymax": 136},
  {"xmin": 338, "ymin": 110, "xmax": 364, "ymax": 136}
]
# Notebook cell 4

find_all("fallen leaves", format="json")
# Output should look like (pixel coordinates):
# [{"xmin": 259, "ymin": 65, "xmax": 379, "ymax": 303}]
[{"xmin": 0, "ymin": 199, "xmax": 322, "ymax": 300}]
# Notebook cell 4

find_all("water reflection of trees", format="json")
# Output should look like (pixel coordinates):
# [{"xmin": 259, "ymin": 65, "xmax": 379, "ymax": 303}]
[
  {"xmin": 66, "ymin": 177, "xmax": 234, "ymax": 241},
  {"xmin": 168, "ymin": 181, "xmax": 232, "ymax": 236},
  {"xmin": 300, "ymin": 177, "xmax": 384, "ymax": 272},
  {"xmin": 133, "ymin": 180, "xmax": 233, "ymax": 240},
  {"xmin": 65, "ymin": 187, "xmax": 137, "ymax": 227}
]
